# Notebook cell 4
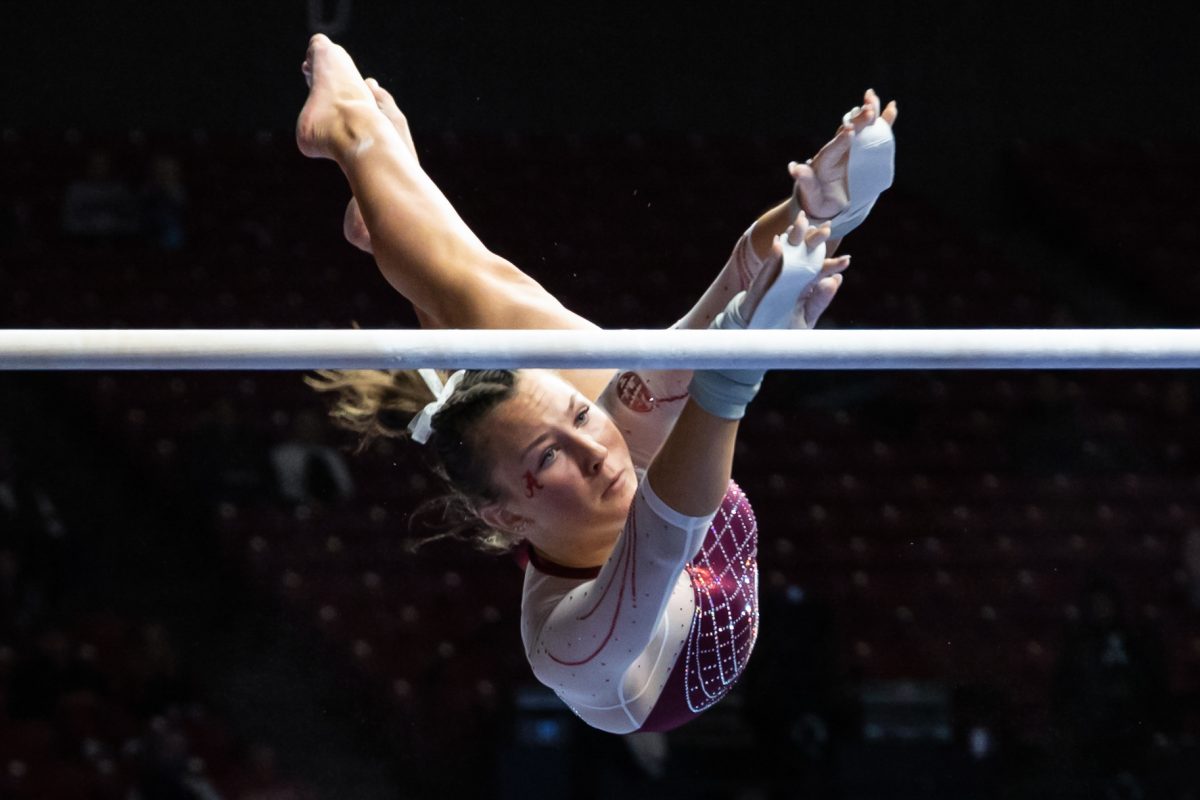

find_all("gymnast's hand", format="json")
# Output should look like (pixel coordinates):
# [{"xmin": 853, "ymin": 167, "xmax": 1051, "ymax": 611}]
[
  {"xmin": 740, "ymin": 212, "xmax": 850, "ymax": 330},
  {"xmin": 790, "ymin": 88, "xmax": 898, "ymax": 225}
]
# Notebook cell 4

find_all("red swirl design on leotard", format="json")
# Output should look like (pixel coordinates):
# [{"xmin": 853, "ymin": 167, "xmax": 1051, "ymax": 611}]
[{"xmin": 546, "ymin": 505, "xmax": 639, "ymax": 666}]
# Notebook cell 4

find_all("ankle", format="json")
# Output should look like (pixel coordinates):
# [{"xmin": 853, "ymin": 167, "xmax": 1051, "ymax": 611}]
[{"xmin": 330, "ymin": 101, "xmax": 390, "ymax": 161}]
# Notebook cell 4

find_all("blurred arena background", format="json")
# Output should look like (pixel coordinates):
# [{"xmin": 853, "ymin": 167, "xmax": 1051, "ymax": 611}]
[{"xmin": 1, "ymin": 2, "xmax": 1198, "ymax": 798}]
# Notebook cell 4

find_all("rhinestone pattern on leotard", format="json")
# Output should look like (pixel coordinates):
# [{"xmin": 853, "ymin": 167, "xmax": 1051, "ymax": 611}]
[
  {"xmin": 526, "ymin": 480, "xmax": 759, "ymax": 733},
  {"xmin": 680, "ymin": 481, "xmax": 759, "ymax": 713}
]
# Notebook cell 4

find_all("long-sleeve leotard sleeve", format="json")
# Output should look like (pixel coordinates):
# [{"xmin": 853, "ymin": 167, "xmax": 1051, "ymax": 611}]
[{"xmin": 520, "ymin": 476, "xmax": 716, "ymax": 734}]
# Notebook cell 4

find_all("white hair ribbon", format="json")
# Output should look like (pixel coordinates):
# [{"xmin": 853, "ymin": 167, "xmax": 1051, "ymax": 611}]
[{"xmin": 407, "ymin": 369, "xmax": 466, "ymax": 444}]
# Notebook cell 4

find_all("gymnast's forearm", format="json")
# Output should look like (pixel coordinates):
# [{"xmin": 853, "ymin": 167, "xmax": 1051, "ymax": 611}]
[
  {"xmin": 671, "ymin": 183, "xmax": 849, "ymax": 335},
  {"xmin": 670, "ymin": 201, "xmax": 788, "ymax": 332},
  {"xmin": 751, "ymin": 199, "xmax": 842, "ymax": 257},
  {"xmin": 747, "ymin": 199, "xmax": 796, "ymax": 259},
  {"xmin": 653, "ymin": 215, "xmax": 834, "ymax": 516},
  {"xmin": 645, "ymin": 401, "xmax": 738, "ymax": 518},
  {"xmin": 583, "ymin": 201, "xmax": 796, "ymax": 461}
]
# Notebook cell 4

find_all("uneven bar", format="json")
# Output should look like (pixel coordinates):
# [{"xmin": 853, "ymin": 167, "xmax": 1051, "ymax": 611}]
[{"xmin": 2, "ymin": 329, "xmax": 1200, "ymax": 371}]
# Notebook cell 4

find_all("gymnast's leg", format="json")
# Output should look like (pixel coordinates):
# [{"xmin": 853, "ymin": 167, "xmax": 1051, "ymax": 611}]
[
  {"xmin": 296, "ymin": 34, "xmax": 613, "ymax": 399},
  {"xmin": 339, "ymin": 81, "xmax": 438, "ymax": 329},
  {"xmin": 341, "ymin": 80, "xmax": 417, "ymax": 259},
  {"xmin": 336, "ymin": 66, "xmax": 894, "ymax": 332}
]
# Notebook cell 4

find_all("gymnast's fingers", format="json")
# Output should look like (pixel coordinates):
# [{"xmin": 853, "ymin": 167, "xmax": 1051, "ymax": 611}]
[
  {"xmin": 846, "ymin": 101, "xmax": 875, "ymax": 134},
  {"xmin": 801, "ymin": 274, "xmax": 843, "ymax": 327},
  {"xmin": 882, "ymin": 100, "xmax": 898, "ymax": 127},
  {"xmin": 821, "ymin": 254, "xmax": 852, "ymax": 276},
  {"xmin": 819, "ymin": 123, "xmax": 854, "ymax": 164},
  {"xmin": 804, "ymin": 220, "xmax": 832, "ymax": 248},
  {"xmin": 789, "ymin": 160, "xmax": 821, "ymax": 200},
  {"xmin": 786, "ymin": 212, "xmax": 809, "ymax": 247}
]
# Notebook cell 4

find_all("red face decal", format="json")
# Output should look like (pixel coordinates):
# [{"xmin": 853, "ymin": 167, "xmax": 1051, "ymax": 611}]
[{"xmin": 522, "ymin": 470, "xmax": 544, "ymax": 498}]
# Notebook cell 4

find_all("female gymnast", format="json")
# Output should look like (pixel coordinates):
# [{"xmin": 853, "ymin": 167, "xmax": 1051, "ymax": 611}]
[{"xmin": 295, "ymin": 34, "xmax": 896, "ymax": 734}]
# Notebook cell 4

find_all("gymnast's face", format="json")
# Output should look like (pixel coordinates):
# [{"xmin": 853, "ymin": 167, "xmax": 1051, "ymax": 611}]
[{"xmin": 477, "ymin": 369, "xmax": 635, "ymax": 565}]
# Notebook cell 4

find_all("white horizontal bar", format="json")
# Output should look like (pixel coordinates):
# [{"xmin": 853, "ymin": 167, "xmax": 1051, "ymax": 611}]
[{"xmin": 1, "ymin": 329, "xmax": 1200, "ymax": 371}]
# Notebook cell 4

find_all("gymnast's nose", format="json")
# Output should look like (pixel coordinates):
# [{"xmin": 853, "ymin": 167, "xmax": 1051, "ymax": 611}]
[{"xmin": 572, "ymin": 432, "xmax": 608, "ymax": 475}]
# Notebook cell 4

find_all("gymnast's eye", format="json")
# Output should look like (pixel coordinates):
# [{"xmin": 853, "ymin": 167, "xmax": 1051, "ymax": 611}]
[
  {"xmin": 576, "ymin": 406, "xmax": 590, "ymax": 425},
  {"xmin": 539, "ymin": 447, "xmax": 558, "ymax": 470}
]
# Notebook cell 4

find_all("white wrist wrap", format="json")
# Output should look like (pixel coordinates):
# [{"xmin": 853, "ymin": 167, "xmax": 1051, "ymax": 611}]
[
  {"xmin": 688, "ymin": 295, "xmax": 764, "ymax": 420},
  {"xmin": 829, "ymin": 109, "xmax": 895, "ymax": 239},
  {"xmin": 744, "ymin": 234, "xmax": 826, "ymax": 330}
]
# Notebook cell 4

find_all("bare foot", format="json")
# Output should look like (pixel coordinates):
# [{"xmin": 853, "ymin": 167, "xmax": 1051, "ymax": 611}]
[
  {"xmin": 295, "ymin": 34, "xmax": 379, "ymax": 160},
  {"xmin": 790, "ymin": 88, "xmax": 897, "ymax": 221}
]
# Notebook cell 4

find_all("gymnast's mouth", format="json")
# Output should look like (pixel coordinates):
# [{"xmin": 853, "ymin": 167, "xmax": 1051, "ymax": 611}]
[{"xmin": 601, "ymin": 469, "xmax": 626, "ymax": 500}]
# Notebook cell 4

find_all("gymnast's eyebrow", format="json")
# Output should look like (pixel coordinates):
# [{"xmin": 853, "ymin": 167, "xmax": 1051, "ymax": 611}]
[{"xmin": 521, "ymin": 395, "xmax": 580, "ymax": 462}]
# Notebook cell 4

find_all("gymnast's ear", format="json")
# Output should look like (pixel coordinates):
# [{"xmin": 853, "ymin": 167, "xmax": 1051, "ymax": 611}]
[{"xmin": 478, "ymin": 503, "xmax": 528, "ymax": 535}]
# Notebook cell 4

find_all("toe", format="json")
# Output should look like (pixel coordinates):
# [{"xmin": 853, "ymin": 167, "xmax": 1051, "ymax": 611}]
[
  {"xmin": 367, "ymin": 79, "xmax": 398, "ymax": 111},
  {"xmin": 306, "ymin": 34, "xmax": 327, "ymax": 60},
  {"xmin": 365, "ymin": 77, "xmax": 385, "ymax": 104}
]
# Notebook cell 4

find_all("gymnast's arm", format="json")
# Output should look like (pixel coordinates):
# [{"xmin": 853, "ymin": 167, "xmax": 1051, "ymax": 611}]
[
  {"xmin": 523, "ymin": 403, "xmax": 735, "ymax": 731},
  {"xmin": 596, "ymin": 199, "xmax": 839, "ymax": 468},
  {"xmin": 526, "ymin": 224, "xmax": 838, "ymax": 732},
  {"xmin": 524, "ymin": 357, "xmax": 743, "ymax": 732},
  {"xmin": 677, "ymin": 89, "xmax": 896, "ymax": 331},
  {"xmin": 644, "ymin": 217, "xmax": 840, "ymax": 517},
  {"xmin": 597, "ymin": 92, "xmax": 895, "ymax": 465}
]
